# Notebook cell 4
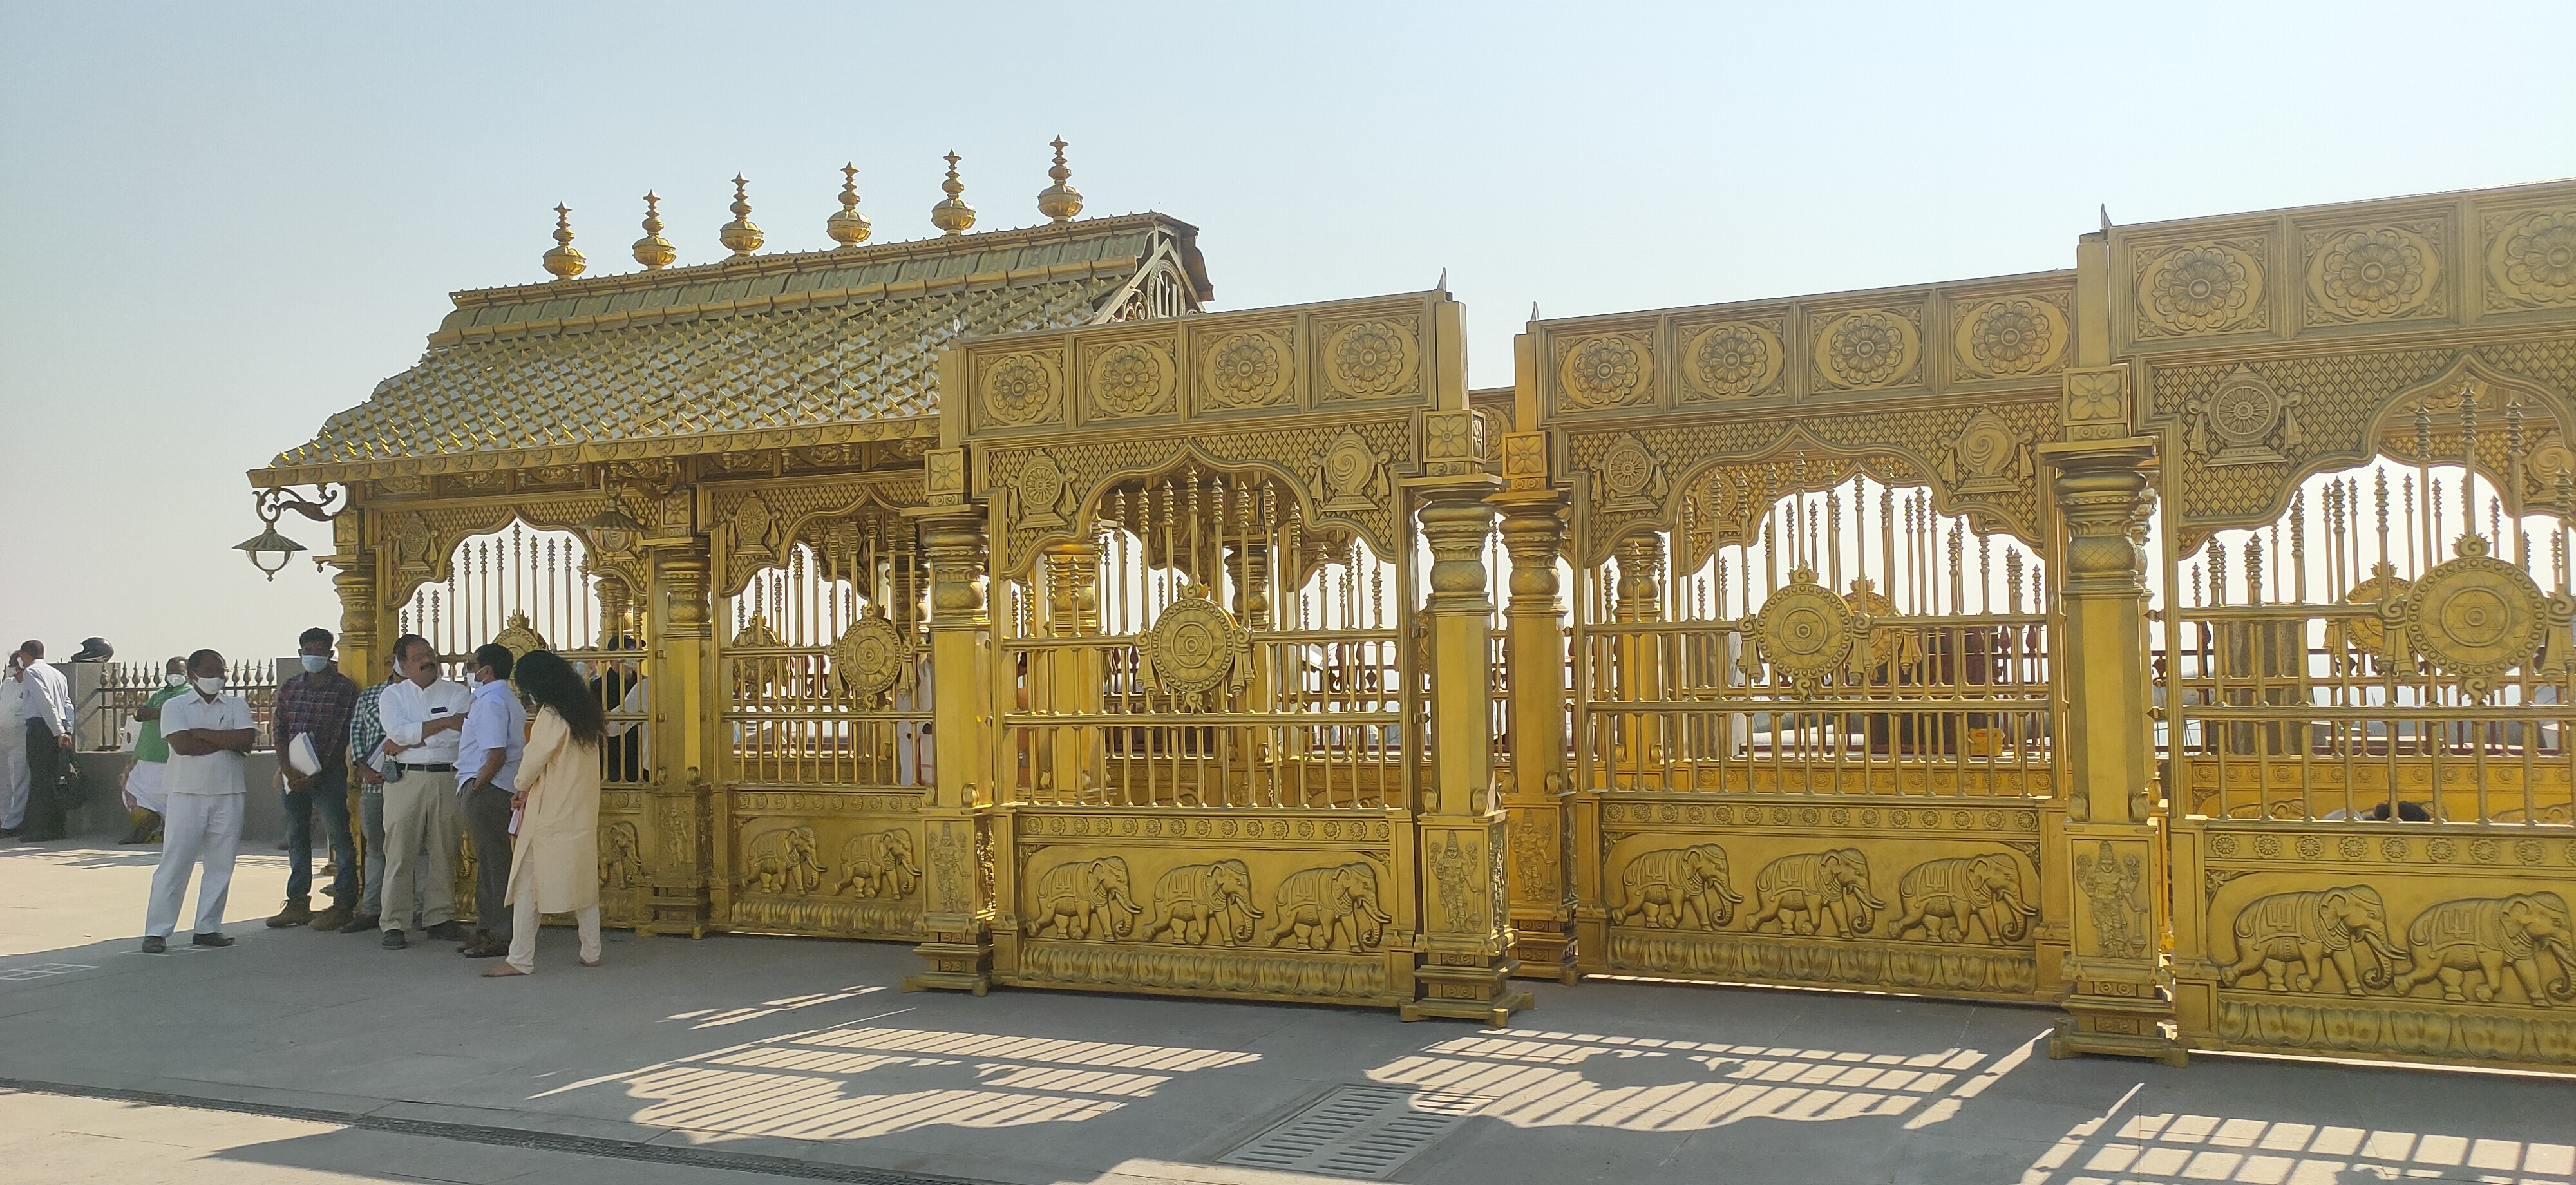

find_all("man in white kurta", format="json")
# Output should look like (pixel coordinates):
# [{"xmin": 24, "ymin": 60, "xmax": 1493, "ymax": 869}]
[{"xmin": 142, "ymin": 651, "xmax": 257, "ymax": 951}]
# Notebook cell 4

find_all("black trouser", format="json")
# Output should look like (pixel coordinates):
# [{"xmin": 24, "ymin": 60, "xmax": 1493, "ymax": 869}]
[
  {"xmin": 23, "ymin": 719, "xmax": 66, "ymax": 838},
  {"xmin": 463, "ymin": 779, "xmax": 515, "ymax": 941}
]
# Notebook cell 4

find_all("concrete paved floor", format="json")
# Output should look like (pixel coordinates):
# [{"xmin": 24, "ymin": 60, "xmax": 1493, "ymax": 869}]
[{"xmin": 2, "ymin": 839, "xmax": 2570, "ymax": 1185}]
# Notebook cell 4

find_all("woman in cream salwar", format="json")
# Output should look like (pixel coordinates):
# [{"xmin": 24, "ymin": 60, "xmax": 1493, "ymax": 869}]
[{"xmin": 486, "ymin": 650, "xmax": 603, "ymax": 976}]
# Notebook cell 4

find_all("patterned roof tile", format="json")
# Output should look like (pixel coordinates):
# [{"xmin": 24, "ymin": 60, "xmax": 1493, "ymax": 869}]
[{"xmin": 266, "ymin": 215, "xmax": 1206, "ymax": 474}]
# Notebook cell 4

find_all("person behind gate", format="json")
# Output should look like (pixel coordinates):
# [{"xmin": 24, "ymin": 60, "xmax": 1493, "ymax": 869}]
[
  {"xmin": 375, "ymin": 634, "xmax": 471, "ymax": 950},
  {"xmin": 455, "ymin": 643, "xmax": 525, "ymax": 960},
  {"xmin": 141, "ymin": 650, "xmax": 256, "ymax": 952}
]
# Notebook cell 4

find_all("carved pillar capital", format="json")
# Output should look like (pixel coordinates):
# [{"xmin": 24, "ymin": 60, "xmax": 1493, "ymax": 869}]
[
  {"xmin": 650, "ymin": 541, "xmax": 712, "ymax": 641},
  {"xmin": 1613, "ymin": 533, "xmax": 1667, "ymax": 624},
  {"xmin": 1492, "ymin": 489, "xmax": 1566, "ymax": 613},
  {"xmin": 918, "ymin": 507, "xmax": 990, "ymax": 629},
  {"xmin": 2041, "ymin": 439, "xmax": 2156, "ymax": 597},
  {"xmin": 1039, "ymin": 540, "xmax": 1100, "ymax": 637},
  {"xmin": 1418, "ymin": 482, "xmax": 1500, "ymax": 616}
]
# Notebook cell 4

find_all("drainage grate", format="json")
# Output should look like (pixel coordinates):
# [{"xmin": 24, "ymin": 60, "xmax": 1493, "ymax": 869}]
[{"xmin": 1219, "ymin": 1085, "xmax": 1490, "ymax": 1180}]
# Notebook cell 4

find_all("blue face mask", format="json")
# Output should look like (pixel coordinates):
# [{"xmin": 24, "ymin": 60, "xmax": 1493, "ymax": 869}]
[{"xmin": 299, "ymin": 655, "xmax": 329, "ymax": 674}]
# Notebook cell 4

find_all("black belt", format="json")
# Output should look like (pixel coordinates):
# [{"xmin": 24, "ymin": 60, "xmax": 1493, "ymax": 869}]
[{"xmin": 403, "ymin": 763, "xmax": 457, "ymax": 773}]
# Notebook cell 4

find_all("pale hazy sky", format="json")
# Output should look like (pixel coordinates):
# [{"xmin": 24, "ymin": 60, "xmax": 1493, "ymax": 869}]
[{"xmin": 3, "ymin": 1, "xmax": 2571, "ymax": 666}]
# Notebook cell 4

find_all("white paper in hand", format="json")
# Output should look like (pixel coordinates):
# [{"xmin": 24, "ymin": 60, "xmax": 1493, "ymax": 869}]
[{"xmin": 287, "ymin": 734, "xmax": 323, "ymax": 777}]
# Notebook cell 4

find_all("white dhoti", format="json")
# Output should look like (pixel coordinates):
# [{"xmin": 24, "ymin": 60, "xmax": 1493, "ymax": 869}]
[
  {"xmin": 144, "ymin": 793, "xmax": 245, "ymax": 938},
  {"xmin": 124, "ymin": 760, "xmax": 169, "ymax": 815},
  {"xmin": 0, "ymin": 742, "xmax": 25, "ymax": 830}
]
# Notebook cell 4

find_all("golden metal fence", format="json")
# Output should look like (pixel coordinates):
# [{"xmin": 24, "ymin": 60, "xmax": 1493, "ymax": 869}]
[
  {"xmin": 997, "ymin": 469, "xmax": 1412, "ymax": 812},
  {"xmin": 1578, "ymin": 473, "xmax": 2055, "ymax": 799},
  {"xmin": 2164, "ymin": 412, "xmax": 2576, "ymax": 827}
]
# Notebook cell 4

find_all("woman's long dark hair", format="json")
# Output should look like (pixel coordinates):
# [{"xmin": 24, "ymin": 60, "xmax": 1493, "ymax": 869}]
[{"xmin": 513, "ymin": 650, "xmax": 605, "ymax": 748}]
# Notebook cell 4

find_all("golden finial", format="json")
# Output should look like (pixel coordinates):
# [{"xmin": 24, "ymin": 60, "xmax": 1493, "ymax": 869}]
[
  {"xmin": 826, "ymin": 162, "xmax": 872, "ymax": 248},
  {"xmin": 1037, "ymin": 137, "xmax": 1083, "ymax": 223},
  {"xmin": 930, "ymin": 151, "xmax": 976, "ymax": 236},
  {"xmin": 541, "ymin": 204, "xmax": 586, "ymax": 280},
  {"xmin": 719, "ymin": 174, "xmax": 764, "ymax": 256},
  {"xmin": 631, "ymin": 191, "xmax": 676, "ymax": 270}
]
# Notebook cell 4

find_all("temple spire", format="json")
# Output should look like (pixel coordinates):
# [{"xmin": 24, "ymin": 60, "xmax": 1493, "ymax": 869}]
[
  {"xmin": 930, "ymin": 151, "xmax": 976, "ymax": 236},
  {"xmin": 632, "ymin": 192, "xmax": 675, "ymax": 270},
  {"xmin": 719, "ymin": 174, "xmax": 764, "ymax": 257},
  {"xmin": 541, "ymin": 204, "xmax": 585, "ymax": 280},
  {"xmin": 1037, "ymin": 137, "xmax": 1083, "ymax": 224},
  {"xmin": 827, "ymin": 162, "xmax": 872, "ymax": 248}
]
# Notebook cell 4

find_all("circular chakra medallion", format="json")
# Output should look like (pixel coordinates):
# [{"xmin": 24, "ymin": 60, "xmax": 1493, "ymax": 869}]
[
  {"xmin": 2405, "ymin": 544, "xmax": 2549, "ymax": 696},
  {"xmin": 1139, "ymin": 585, "xmax": 1251, "ymax": 698},
  {"xmin": 2382, "ymin": 837, "xmax": 2409, "ymax": 860},
  {"xmin": 2340, "ymin": 835, "xmax": 2367, "ymax": 860},
  {"xmin": 828, "ymin": 616, "xmax": 911, "ymax": 703},
  {"xmin": 1754, "ymin": 578, "xmax": 1858, "ymax": 695}
]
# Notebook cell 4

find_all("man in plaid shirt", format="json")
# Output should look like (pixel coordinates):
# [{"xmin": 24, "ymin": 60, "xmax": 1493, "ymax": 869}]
[
  {"xmin": 270, "ymin": 628, "xmax": 361, "ymax": 929},
  {"xmin": 337, "ymin": 647, "xmax": 413, "ymax": 934}
]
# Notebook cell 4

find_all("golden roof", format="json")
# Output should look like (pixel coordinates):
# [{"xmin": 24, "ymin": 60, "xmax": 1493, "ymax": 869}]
[{"xmin": 257, "ymin": 213, "xmax": 1210, "ymax": 485}]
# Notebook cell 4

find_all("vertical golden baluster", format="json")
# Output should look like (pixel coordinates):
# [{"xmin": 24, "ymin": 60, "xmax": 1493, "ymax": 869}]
[
  {"xmin": 1978, "ymin": 532, "xmax": 1993, "ymax": 615},
  {"xmin": 1826, "ymin": 479, "xmax": 1843, "ymax": 594}
]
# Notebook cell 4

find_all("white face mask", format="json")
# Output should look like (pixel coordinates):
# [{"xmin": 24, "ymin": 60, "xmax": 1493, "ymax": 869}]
[
  {"xmin": 164, "ymin": 672, "xmax": 187, "ymax": 687},
  {"xmin": 193, "ymin": 675, "xmax": 225, "ymax": 696},
  {"xmin": 299, "ymin": 654, "xmax": 329, "ymax": 674}
]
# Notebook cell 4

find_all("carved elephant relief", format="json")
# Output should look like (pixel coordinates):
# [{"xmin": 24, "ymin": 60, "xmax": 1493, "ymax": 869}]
[
  {"xmin": 1612, "ymin": 844, "xmax": 1741, "ymax": 931},
  {"xmin": 1025, "ymin": 856, "xmax": 1144, "ymax": 940},
  {"xmin": 1892, "ymin": 853, "xmax": 2036, "ymax": 945},
  {"xmin": 1264, "ymin": 862, "xmax": 1394, "ymax": 952},
  {"xmin": 831, "ymin": 829, "xmax": 920, "ymax": 900},
  {"xmin": 2224, "ymin": 886, "xmax": 2401, "ymax": 995},
  {"xmin": 2393, "ymin": 891, "xmax": 2575, "ymax": 1008},
  {"xmin": 1747, "ymin": 848, "xmax": 1884, "ymax": 938},
  {"xmin": 745, "ymin": 824, "xmax": 826, "ymax": 895},
  {"xmin": 1136, "ymin": 858, "xmax": 1265, "ymax": 947}
]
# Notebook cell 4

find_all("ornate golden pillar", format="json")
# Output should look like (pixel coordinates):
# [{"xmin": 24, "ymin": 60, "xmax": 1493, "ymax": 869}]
[
  {"xmin": 1406, "ymin": 478, "xmax": 1535, "ymax": 1023},
  {"xmin": 332, "ymin": 510, "xmax": 379, "ymax": 869},
  {"xmin": 1038, "ymin": 539, "xmax": 1101, "ymax": 801},
  {"xmin": 1492, "ymin": 433, "xmax": 1576, "ymax": 983},
  {"xmin": 2038, "ymin": 437, "xmax": 2184, "ymax": 1065},
  {"xmin": 594, "ymin": 574, "xmax": 634, "ymax": 646},
  {"xmin": 905, "ymin": 496, "xmax": 996, "ymax": 994},
  {"xmin": 641, "ymin": 536, "xmax": 715, "ymax": 937}
]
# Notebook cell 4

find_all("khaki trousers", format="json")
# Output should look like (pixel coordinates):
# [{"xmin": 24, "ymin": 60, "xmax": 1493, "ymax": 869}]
[{"xmin": 379, "ymin": 769, "xmax": 459, "ymax": 933}]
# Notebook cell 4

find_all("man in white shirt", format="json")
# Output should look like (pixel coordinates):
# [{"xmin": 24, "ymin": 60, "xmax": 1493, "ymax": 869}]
[
  {"xmin": 15, "ymin": 640, "xmax": 75, "ymax": 842},
  {"xmin": 375, "ymin": 634, "xmax": 474, "ymax": 950},
  {"xmin": 140, "ymin": 649, "xmax": 258, "ymax": 952},
  {"xmin": 455, "ymin": 643, "xmax": 526, "ymax": 960},
  {"xmin": 0, "ymin": 652, "xmax": 26, "ymax": 837}
]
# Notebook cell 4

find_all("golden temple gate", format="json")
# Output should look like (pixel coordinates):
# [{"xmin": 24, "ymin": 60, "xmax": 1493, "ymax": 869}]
[
  {"xmin": 1520, "ymin": 272, "xmax": 2076, "ymax": 1009},
  {"xmin": 245, "ymin": 160, "xmax": 2576, "ymax": 1070}
]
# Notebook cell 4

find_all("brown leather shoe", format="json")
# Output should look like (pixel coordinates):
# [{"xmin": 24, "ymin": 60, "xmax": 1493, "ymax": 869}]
[
  {"xmin": 267, "ymin": 898, "xmax": 314, "ymax": 928},
  {"xmin": 310, "ymin": 904, "xmax": 352, "ymax": 931}
]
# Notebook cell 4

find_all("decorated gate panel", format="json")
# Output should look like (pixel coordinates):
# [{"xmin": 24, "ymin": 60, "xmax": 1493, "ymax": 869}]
[
  {"xmin": 1523, "ymin": 274, "xmax": 2079, "ymax": 1005},
  {"xmin": 712, "ymin": 485, "xmax": 929, "ymax": 941},
  {"xmin": 2132, "ymin": 181, "xmax": 2576, "ymax": 1071},
  {"xmin": 918, "ymin": 290, "xmax": 1528, "ymax": 1021},
  {"xmin": 384, "ymin": 509, "xmax": 656, "ymax": 928}
]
